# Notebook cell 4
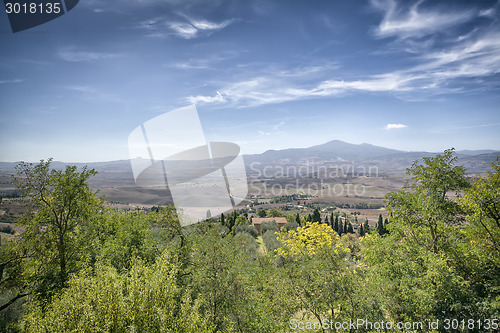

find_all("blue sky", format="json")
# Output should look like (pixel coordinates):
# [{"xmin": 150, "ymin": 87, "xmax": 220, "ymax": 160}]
[{"xmin": 0, "ymin": 0, "xmax": 499, "ymax": 162}]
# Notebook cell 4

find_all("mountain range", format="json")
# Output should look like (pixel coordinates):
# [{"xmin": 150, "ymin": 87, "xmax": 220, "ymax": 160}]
[
  {"xmin": 1, "ymin": 140, "xmax": 498, "ymax": 177},
  {"xmin": 244, "ymin": 140, "xmax": 499, "ymax": 175}
]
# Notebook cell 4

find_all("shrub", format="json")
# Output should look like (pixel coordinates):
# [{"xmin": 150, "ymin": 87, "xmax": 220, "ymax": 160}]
[
  {"xmin": 283, "ymin": 220, "xmax": 299, "ymax": 232},
  {"xmin": 262, "ymin": 230, "xmax": 281, "ymax": 254},
  {"xmin": 233, "ymin": 224, "xmax": 258, "ymax": 238},
  {"xmin": 0, "ymin": 225, "xmax": 15, "ymax": 234},
  {"xmin": 260, "ymin": 221, "xmax": 278, "ymax": 235}
]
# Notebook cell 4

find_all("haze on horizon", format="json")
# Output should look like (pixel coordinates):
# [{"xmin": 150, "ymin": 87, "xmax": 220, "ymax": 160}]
[{"xmin": 1, "ymin": 0, "xmax": 499, "ymax": 163}]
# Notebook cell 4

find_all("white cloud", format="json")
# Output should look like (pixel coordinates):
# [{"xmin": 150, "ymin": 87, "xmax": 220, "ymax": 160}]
[
  {"xmin": 190, "ymin": 19, "xmax": 233, "ymax": 31},
  {"xmin": 216, "ymin": 91, "xmax": 225, "ymax": 101},
  {"xmin": 168, "ymin": 22, "xmax": 199, "ymax": 39},
  {"xmin": 371, "ymin": 0, "xmax": 474, "ymax": 39},
  {"xmin": 184, "ymin": 70, "xmax": 421, "ymax": 108},
  {"xmin": 273, "ymin": 121, "xmax": 285, "ymax": 130},
  {"xmin": 182, "ymin": 2, "xmax": 500, "ymax": 108},
  {"xmin": 187, "ymin": 92, "xmax": 225, "ymax": 104},
  {"xmin": 59, "ymin": 49, "xmax": 122, "ymax": 62},
  {"xmin": 385, "ymin": 123, "xmax": 407, "ymax": 129},
  {"xmin": 184, "ymin": 39, "xmax": 499, "ymax": 107},
  {"xmin": 140, "ymin": 16, "xmax": 235, "ymax": 39},
  {"xmin": 479, "ymin": 8, "xmax": 496, "ymax": 18},
  {"xmin": 170, "ymin": 52, "xmax": 239, "ymax": 70},
  {"xmin": 169, "ymin": 18, "xmax": 234, "ymax": 39},
  {"xmin": 172, "ymin": 59, "xmax": 210, "ymax": 69}
]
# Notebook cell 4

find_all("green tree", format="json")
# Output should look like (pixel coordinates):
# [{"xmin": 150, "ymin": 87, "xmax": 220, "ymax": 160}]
[
  {"xmin": 364, "ymin": 218, "xmax": 370, "ymax": 234},
  {"xmin": 21, "ymin": 250, "xmax": 212, "ymax": 333},
  {"xmin": 257, "ymin": 209, "xmax": 267, "ymax": 217},
  {"xmin": 189, "ymin": 228, "xmax": 283, "ymax": 332},
  {"xmin": 359, "ymin": 224, "xmax": 365, "ymax": 237},
  {"xmin": 362, "ymin": 233, "xmax": 468, "ymax": 324},
  {"xmin": 261, "ymin": 221, "xmax": 278, "ymax": 235},
  {"xmin": 234, "ymin": 215, "xmax": 249, "ymax": 226},
  {"xmin": 312, "ymin": 208, "xmax": 321, "ymax": 222},
  {"xmin": 262, "ymin": 230, "xmax": 281, "ymax": 254},
  {"xmin": 7, "ymin": 159, "xmax": 103, "ymax": 307},
  {"xmin": 233, "ymin": 224, "xmax": 258, "ymax": 238},
  {"xmin": 267, "ymin": 208, "xmax": 284, "ymax": 217},
  {"xmin": 377, "ymin": 214, "xmax": 384, "ymax": 235},
  {"xmin": 386, "ymin": 149, "xmax": 468, "ymax": 253},
  {"xmin": 456, "ymin": 158, "xmax": 500, "ymax": 315},
  {"xmin": 361, "ymin": 149, "xmax": 486, "ymax": 324},
  {"xmin": 460, "ymin": 157, "xmax": 500, "ymax": 251},
  {"xmin": 90, "ymin": 210, "xmax": 158, "ymax": 272},
  {"xmin": 226, "ymin": 211, "xmax": 238, "ymax": 230}
]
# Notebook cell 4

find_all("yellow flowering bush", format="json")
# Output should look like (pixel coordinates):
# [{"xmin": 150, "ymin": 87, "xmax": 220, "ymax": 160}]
[{"xmin": 276, "ymin": 222, "xmax": 339, "ymax": 257}]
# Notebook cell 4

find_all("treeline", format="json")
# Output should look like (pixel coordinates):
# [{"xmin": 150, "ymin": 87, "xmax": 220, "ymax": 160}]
[
  {"xmin": 268, "ymin": 194, "xmax": 311, "ymax": 204},
  {"xmin": 0, "ymin": 150, "xmax": 499, "ymax": 332},
  {"xmin": 302, "ymin": 201, "xmax": 384, "ymax": 210},
  {"xmin": 265, "ymin": 195, "xmax": 384, "ymax": 209},
  {"xmin": 0, "ymin": 191, "xmax": 23, "ymax": 200}
]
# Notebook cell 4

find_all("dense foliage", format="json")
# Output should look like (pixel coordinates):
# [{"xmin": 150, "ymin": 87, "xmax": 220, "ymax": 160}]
[{"xmin": 1, "ymin": 151, "xmax": 499, "ymax": 332}]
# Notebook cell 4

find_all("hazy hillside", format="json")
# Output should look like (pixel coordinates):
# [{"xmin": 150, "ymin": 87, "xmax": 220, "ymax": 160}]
[
  {"xmin": 2, "ymin": 140, "xmax": 498, "ymax": 177},
  {"xmin": 245, "ymin": 140, "xmax": 499, "ymax": 175}
]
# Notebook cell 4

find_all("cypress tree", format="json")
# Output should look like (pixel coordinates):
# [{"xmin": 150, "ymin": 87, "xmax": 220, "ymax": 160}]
[
  {"xmin": 295, "ymin": 213, "xmax": 301, "ymax": 225},
  {"xmin": 364, "ymin": 218, "xmax": 370, "ymax": 234},
  {"xmin": 384, "ymin": 217, "xmax": 389, "ymax": 234},
  {"xmin": 338, "ymin": 220, "xmax": 343, "ymax": 235},
  {"xmin": 313, "ymin": 208, "xmax": 321, "ymax": 222},
  {"xmin": 377, "ymin": 214, "xmax": 384, "ymax": 235},
  {"xmin": 344, "ymin": 219, "xmax": 348, "ymax": 234},
  {"xmin": 334, "ymin": 216, "xmax": 339, "ymax": 233},
  {"xmin": 228, "ymin": 211, "xmax": 238, "ymax": 230},
  {"xmin": 348, "ymin": 222, "xmax": 354, "ymax": 234},
  {"xmin": 359, "ymin": 224, "xmax": 365, "ymax": 237},
  {"xmin": 220, "ymin": 213, "xmax": 225, "ymax": 226}
]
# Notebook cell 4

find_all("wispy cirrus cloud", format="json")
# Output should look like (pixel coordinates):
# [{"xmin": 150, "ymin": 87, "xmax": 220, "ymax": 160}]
[
  {"xmin": 479, "ymin": 8, "xmax": 496, "ymax": 18},
  {"xmin": 187, "ymin": 1, "xmax": 500, "ymax": 108},
  {"xmin": 370, "ymin": 0, "xmax": 475, "ymax": 39},
  {"xmin": 385, "ymin": 123, "xmax": 407, "ymax": 129},
  {"xmin": 59, "ymin": 48, "xmax": 123, "ymax": 62},
  {"xmin": 187, "ymin": 35, "xmax": 500, "ymax": 107},
  {"xmin": 170, "ymin": 18, "xmax": 235, "ymax": 39},
  {"xmin": 187, "ymin": 71, "xmax": 419, "ymax": 107},
  {"xmin": 170, "ymin": 51, "xmax": 240, "ymax": 70},
  {"xmin": 138, "ymin": 15, "xmax": 235, "ymax": 39},
  {"xmin": 66, "ymin": 85, "xmax": 123, "ymax": 103}
]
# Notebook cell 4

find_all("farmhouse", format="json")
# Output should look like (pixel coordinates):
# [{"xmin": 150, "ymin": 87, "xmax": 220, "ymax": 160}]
[{"xmin": 251, "ymin": 217, "xmax": 287, "ymax": 235}]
